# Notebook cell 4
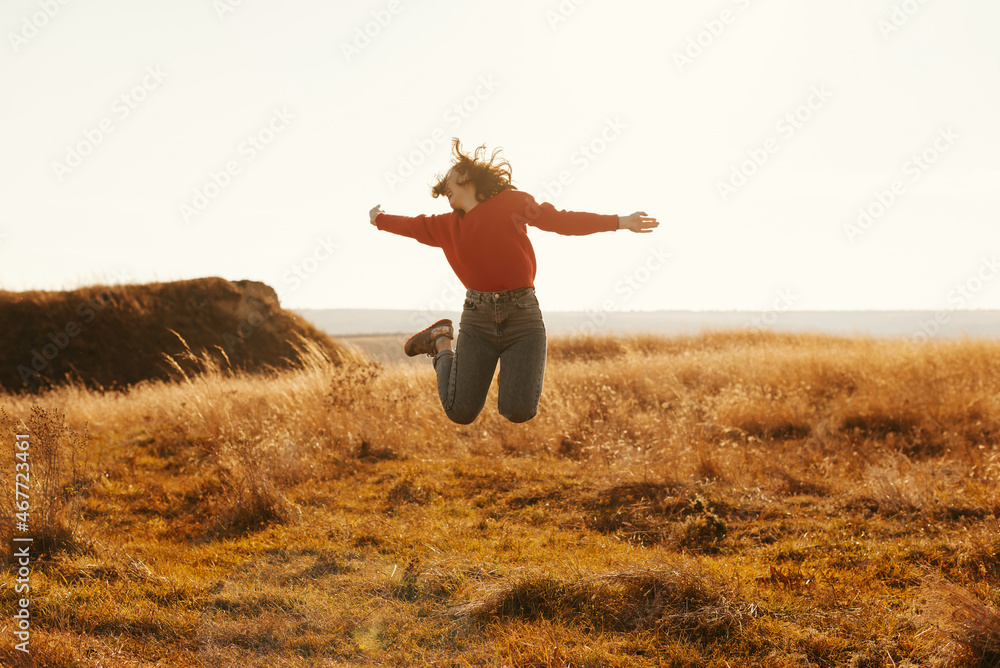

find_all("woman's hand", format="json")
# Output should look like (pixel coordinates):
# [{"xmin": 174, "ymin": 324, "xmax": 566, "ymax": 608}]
[
  {"xmin": 618, "ymin": 211, "xmax": 659, "ymax": 233},
  {"xmin": 369, "ymin": 204, "xmax": 384, "ymax": 226}
]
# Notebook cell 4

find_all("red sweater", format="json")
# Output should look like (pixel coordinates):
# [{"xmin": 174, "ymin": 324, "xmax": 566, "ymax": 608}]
[{"xmin": 375, "ymin": 189, "xmax": 618, "ymax": 292}]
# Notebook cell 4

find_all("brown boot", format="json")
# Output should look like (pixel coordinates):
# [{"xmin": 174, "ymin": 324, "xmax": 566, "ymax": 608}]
[{"xmin": 404, "ymin": 319, "xmax": 453, "ymax": 357}]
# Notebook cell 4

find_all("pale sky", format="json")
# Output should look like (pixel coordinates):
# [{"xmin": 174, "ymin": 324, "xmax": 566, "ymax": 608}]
[{"xmin": 2, "ymin": 0, "xmax": 998, "ymax": 314}]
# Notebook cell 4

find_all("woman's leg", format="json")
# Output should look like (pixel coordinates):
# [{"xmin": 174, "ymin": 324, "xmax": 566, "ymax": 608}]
[
  {"xmin": 433, "ymin": 299, "xmax": 499, "ymax": 424},
  {"xmin": 496, "ymin": 290, "xmax": 547, "ymax": 423}
]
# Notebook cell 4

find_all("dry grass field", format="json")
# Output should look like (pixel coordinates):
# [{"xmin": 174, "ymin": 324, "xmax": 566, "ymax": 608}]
[{"xmin": 2, "ymin": 331, "xmax": 1000, "ymax": 667}]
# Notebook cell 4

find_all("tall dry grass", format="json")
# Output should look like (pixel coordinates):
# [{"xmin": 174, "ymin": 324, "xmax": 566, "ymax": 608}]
[
  {"xmin": 0, "ymin": 405, "xmax": 89, "ymax": 558},
  {"xmin": 0, "ymin": 334, "xmax": 373, "ymax": 542},
  {"xmin": 2, "ymin": 330, "xmax": 999, "ymax": 545},
  {"xmin": 1, "ymin": 329, "xmax": 999, "ymax": 665}
]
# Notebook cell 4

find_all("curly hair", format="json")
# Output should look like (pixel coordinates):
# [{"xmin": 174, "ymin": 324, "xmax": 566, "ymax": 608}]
[{"xmin": 431, "ymin": 138, "xmax": 516, "ymax": 202}]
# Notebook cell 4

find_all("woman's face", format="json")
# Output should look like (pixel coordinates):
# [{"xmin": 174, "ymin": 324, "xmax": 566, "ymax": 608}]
[{"xmin": 444, "ymin": 169, "xmax": 478, "ymax": 213}]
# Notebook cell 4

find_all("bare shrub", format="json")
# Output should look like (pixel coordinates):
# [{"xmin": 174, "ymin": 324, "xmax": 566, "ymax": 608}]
[
  {"xmin": 916, "ymin": 577, "xmax": 1000, "ymax": 667},
  {"xmin": 861, "ymin": 455, "xmax": 971, "ymax": 516},
  {"xmin": 861, "ymin": 454, "xmax": 930, "ymax": 515},
  {"xmin": 0, "ymin": 405, "xmax": 90, "ymax": 558},
  {"xmin": 447, "ymin": 562, "xmax": 748, "ymax": 640}
]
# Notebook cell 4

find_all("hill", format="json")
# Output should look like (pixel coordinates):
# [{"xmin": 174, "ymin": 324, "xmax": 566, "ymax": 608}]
[{"xmin": 0, "ymin": 277, "xmax": 350, "ymax": 393}]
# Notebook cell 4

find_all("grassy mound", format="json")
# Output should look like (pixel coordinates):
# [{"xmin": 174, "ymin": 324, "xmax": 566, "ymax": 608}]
[{"xmin": 0, "ymin": 277, "xmax": 350, "ymax": 393}]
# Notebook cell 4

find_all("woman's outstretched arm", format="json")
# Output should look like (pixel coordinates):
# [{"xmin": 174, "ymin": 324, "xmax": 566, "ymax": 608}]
[
  {"xmin": 517, "ymin": 192, "xmax": 658, "ymax": 236},
  {"xmin": 368, "ymin": 204, "xmax": 453, "ymax": 248}
]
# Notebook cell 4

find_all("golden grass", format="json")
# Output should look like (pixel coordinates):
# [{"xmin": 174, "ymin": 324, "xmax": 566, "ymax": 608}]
[{"xmin": 0, "ymin": 330, "xmax": 999, "ymax": 666}]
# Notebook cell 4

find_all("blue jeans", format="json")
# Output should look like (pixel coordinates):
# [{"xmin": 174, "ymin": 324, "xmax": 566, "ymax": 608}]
[{"xmin": 432, "ymin": 287, "xmax": 547, "ymax": 424}]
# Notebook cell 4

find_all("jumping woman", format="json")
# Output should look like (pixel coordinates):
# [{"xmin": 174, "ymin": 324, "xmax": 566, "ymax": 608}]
[{"xmin": 369, "ymin": 139, "xmax": 658, "ymax": 424}]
